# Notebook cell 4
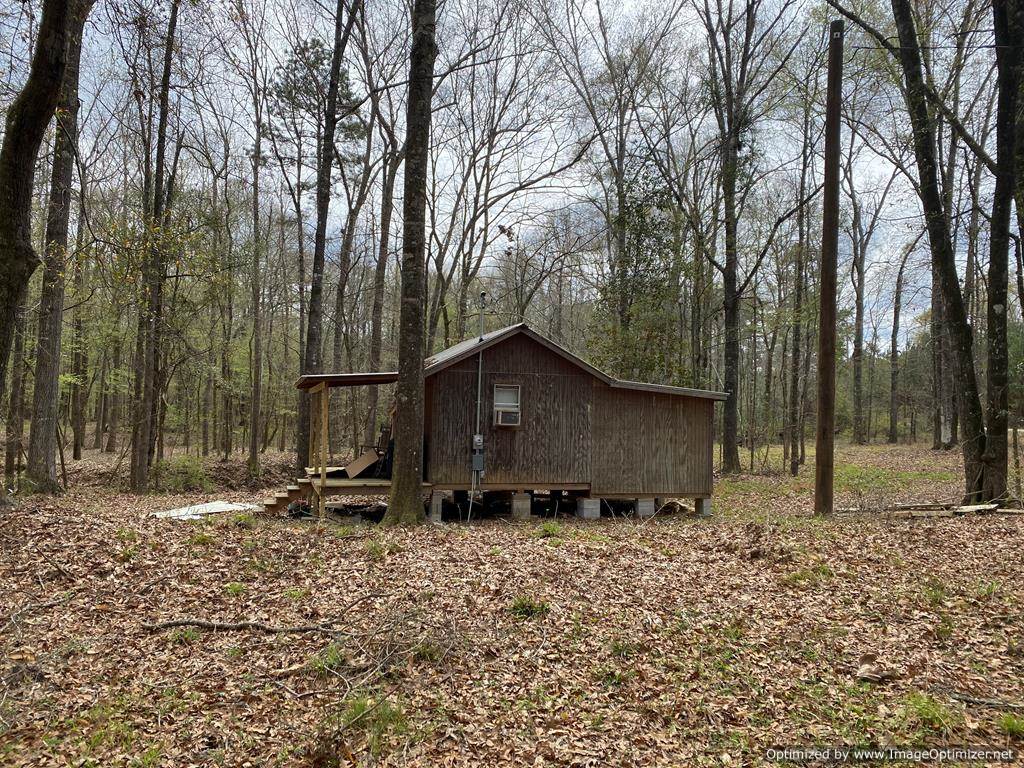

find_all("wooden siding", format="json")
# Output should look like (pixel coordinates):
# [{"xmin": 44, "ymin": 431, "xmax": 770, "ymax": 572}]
[
  {"xmin": 425, "ymin": 334, "xmax": 592, "ymax": 486},
  {"xmin": 590, "ymin": 382, "xmax": 713, "ymax": 497}
]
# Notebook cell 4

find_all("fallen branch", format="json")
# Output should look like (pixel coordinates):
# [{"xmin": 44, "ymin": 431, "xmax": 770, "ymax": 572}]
[
  {"xmin": 143, "ymin": 593, "xmax": 385, "ymax": 635},
  {"xmin": 944, "ymin": 690, "xmax": 1024, "ymax": 711},
  {"xmin": 143, "ymin": 618, "xmax": 343, "ymax": 635}
]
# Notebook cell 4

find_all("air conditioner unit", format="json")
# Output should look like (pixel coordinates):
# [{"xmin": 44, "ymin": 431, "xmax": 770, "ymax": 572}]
[{"xmin": 495, "ymin": 408, "xmax": 520, "ymax": 426}]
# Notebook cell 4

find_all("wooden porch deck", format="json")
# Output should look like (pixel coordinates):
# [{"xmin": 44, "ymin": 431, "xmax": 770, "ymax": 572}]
[{"xmin": 311, "ymin": 478, "xmax": 431, "ymax": 496}]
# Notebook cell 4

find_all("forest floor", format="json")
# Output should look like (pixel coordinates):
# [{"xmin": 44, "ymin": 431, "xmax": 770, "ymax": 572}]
[{"xmin": 2, "ymin": 442, "xmax": 1024, "ymax": 767}]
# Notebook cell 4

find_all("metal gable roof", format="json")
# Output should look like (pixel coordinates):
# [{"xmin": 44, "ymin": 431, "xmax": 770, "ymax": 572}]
[
  {"xmin": 296, "ymin": 322, "xmax": 728, "ymax": 401},
  {"xmin": 423, "ymin": 323, "xmax": 728, "ymax": 401}
]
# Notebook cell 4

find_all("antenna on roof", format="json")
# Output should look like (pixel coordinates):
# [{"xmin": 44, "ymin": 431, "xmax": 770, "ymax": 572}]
[{"xmin": 478, "ymin": 291, "xmax": 487, "ymax": 341}]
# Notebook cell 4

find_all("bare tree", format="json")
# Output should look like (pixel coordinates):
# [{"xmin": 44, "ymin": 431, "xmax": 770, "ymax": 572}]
[
  {"xmin": 25, "ymin": 0, "xmax": 94, "ymax": 492},
  {"xmin": 296, "ymin": 0, "xmax": 361, "ymax": 474},
  {"xmin": 0, "ymin": 0, "xmax": 74, "ymax": 415},
  {"xmin": 695, "ymin": 0, "xmax": 802, "ymax": 473},
  {"xmin": 386, "ymin": 0, "xmax": 437, "ymax": 525}
]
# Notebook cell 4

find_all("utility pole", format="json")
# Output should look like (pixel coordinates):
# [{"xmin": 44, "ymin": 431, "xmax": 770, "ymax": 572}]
[{"xmin": 815, "ymin": 19, "xmax": 843, "ymax": 516}]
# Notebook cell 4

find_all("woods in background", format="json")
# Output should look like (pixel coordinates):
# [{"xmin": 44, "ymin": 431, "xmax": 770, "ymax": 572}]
[{"xmin": 1, "ymin": 0, "xmax": 1022, "ymax": 506}]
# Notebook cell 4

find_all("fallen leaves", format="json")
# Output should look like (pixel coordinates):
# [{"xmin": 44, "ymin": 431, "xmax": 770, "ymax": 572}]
[{"xmin": 1, "ymin": 444, "xmax": 1023, "ymax": 766}]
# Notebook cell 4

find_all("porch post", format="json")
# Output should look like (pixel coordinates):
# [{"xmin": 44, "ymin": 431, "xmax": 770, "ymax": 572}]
[{"xmin": 319, "ymin": 384, "xmax": 329, "ymax": 522}]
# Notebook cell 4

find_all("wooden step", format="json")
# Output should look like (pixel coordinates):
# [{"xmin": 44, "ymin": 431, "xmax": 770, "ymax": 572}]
[{"xmin": 286, "ymin": 485, "xmax": 300, "ymax": 492}]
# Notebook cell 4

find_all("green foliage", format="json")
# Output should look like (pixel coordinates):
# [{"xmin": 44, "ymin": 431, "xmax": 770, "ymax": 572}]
[
  {"xmin": 596, "ymin": 665, "xmax": 635, "ymax": 688},
  {"xmin": 833, "ymin": 464, "xmax": 956, "ymax": 494},
  {"xmin": 609, "ymin": 639, "xmax": 638, "ymax": 659},
  {"xmin": 188, "ymin": 530, "xmax": 216, "ymax": 547},
  {"xmin": 151, "ymin": 455, "xmax": 211, "ymax": 493},
  {"xmin": 921, "ymin": 577, "xmax": 947, "ymax": 608},
  {"xmin": 364, "ymin": 536, "xmax": 400, "ymax": 561},
  {"xmin": 338, "ymin": 696, "xmax": 408, "ymax": 757},
  {"xmin": 129, "ymin": 744, "xmax": 163, "ymax": 767},
  {"xmin": 116, "ymin": 527, "xmax": 138, "ymax": 543},
  {"xmin": 781, "ymin": 563, "xmax": 834, "ymax": 588},
  {"xmin": 934, "ymin": 614, "xmax": 954, "ymax": 641},
  {"xmin": 902, "ymin": 692, "xmax": 959, "ymax": 733},
  {"xmin": 223, "ymin": 582, "xmax": 246, "ymax": 597},
  {"xmin": 168, "ymin": 628, "xmax": 199, "ymax": 645},
  {"xmin": 232, "ymin": 513, "xmax": 256, "ymax": 529},
  {"xmin": 588, "ymin": 162, "xmax": 698, "ymax": 384},
  {"xmin": 267, "ymin": 38, "xmax": 365, "ymax": 157},
  {"xmin": 998, "ymin": 713, "xmax": 1024, "ymax": 739},
  {"xmin": 533, "ymin": 520, "xmax": 562, "ymax": 539},
  {"xmin": 311, "ymin": 643, "xmax": 348, "ymax": 678},
  {"xmin": 976, "ymin": 580, "xmax": 1001, "ymax": 599},
  {"xmin": 509, "ymin": 595, "xmax": 550, "ymax": 619}
]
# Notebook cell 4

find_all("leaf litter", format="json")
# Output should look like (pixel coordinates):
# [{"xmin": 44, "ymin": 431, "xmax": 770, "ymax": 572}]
[{"xmin": 1, "ymin": 444, "xmax": 1022, "ymax": 766}]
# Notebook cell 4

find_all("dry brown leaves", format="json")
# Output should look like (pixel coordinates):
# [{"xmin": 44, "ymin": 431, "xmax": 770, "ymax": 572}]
[{"xmin": 1, "ymin": 444, "xmax": 1023, "ymax": 767}]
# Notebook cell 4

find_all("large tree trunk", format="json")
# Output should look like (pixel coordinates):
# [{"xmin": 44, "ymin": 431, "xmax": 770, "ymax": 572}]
[
  {"xmin": 26, "ymin": 2, "xmax": 89, "ymax": 493},
  {"xmin": 296, "ymin": 0, "xmax": 359, "ymax": 474},
  {"xmin": 130, "ymin": 0, "xmax": 179, "ymax": 492},
  {"xmin": 0, "ymin": 0, "xmax": 73, "ymax": 416},
  {"xmin": 331, "ymin": 123, "xmax": 375, "ymax": 453},
  {"xmin": 980, "ymin": 0, "xmax": 1021, "ymax": 501},
  {"xmin": 890, "ymin": 0, "xmax": 988, "ymax": 500},
  {"xmin": 385, "ymin": 0, "xmax": 437, "ymax": 525},
  {"xmin": 930, "ymin": 262, "xmax": 949, "ymax": 448}
]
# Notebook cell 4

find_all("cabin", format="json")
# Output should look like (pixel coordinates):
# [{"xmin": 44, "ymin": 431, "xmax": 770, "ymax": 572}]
[{"xmin": 269, "ymin": 323, "xmax": 727, "ymax": 520}]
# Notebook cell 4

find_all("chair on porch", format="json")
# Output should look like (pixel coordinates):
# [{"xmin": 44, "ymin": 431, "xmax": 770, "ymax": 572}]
[{"xmin": 360, "ymin": 424, "xmax": 392, "ymax": 478}]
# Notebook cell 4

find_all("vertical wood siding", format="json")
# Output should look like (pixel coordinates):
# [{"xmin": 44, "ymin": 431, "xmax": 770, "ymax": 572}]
[
  {"xmin": 426, "ymin": 334, "xmax": 592, "ymax": 486},
  {"xmin": 424, "ymin": 332, "xmax": 714, "ymax": 496},
  {"xmin": 590, "ymin": 383, "xmax": 713, "ymax": 497}
]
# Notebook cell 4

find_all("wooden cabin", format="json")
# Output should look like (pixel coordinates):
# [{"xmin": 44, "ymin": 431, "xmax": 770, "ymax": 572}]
[{"xmin": 277, "ymin": 324, "xmax": 727, "ymax": 520}]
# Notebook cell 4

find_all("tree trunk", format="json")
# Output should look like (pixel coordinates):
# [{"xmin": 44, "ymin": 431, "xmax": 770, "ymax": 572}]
[
  {"xmin": 130, "ymin": 0, "xmax": 178, "ymax": 492},
  {"xmin": 0, "ymin": 0, "xmax": 73, "ymax": 416},
  {"xmin": 248, "ymin": 100, "xmax": 263, "ymax": 480},
  {"xmin": 385, "ymin": 0, "xmax": 437, "ymax": 525},
  {"xmin": 888, "ymin": 248, "xmax": 909, "ymax": 443},
  {"xmin": 26, "ymin": 5, "xmax": 89, "ymax": 492},
  {"xmin": 364, "ymin": 151, "xmax": 399, "ymax": 446},
  {"xmin": 93, "ymin": 349, "xmax": 106, "ymax": 450},
  {"xmin": 4, "ymin": 302, "xmax": 27, "ymax": 490},
  {"xmin": 890, "ymin": 0, "xmax": 988, "ymax": 500},
  {"xmin": 70, "ymin": 204, "xmax": 86, "ymax": 461},
  {"xmin": 105, "ymin": 343, "xmax": 120, "ymax": 453},
  {"xmin": 789, "ymin": 220, "xmax": 805, "ymax": 474},
  {"xmin": 980, "ymin": 0, "xmax": 1021, "ymax": 502},
  {"xmin": 930, "ymin": 261, "xmax": 948, "ymax": 449},
  {"xmin": 297, "ymin": 0, "xmax": 359, "ymax": 474},
  {"xmin": 851, "ymin": 238, "xmax": 866, "ymax": 444},
  {"xmin": 721, "ymin": 138, "xmax": 741, "ymax": 474}
]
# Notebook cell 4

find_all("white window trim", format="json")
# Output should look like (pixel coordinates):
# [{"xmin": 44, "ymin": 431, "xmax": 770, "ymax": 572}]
[{"xmin": 493, "ymin": 384, "xmax": 521, "ymax": 427}]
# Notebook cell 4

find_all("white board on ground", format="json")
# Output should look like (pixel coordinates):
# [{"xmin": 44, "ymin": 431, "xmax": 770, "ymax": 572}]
[{"xmin": 154, "ymin": 501, "xmax": 261, "ymax": 521}]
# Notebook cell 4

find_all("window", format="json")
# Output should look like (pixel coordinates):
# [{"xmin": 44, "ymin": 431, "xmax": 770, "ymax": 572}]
[{"xmin": 493, "ymin": 384, "xmax": 521, "ymax": 427}]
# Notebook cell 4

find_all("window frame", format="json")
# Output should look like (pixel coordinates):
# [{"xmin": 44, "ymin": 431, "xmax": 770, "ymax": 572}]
[{"xmin": 492, "ymin": 383, "xmax": 521, "ymax": 427}]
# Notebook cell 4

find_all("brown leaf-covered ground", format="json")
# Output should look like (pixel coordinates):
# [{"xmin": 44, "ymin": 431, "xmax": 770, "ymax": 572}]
[{"xmin": 2, "ymin": 443, "xmax": 1023, "ymax": 766}]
